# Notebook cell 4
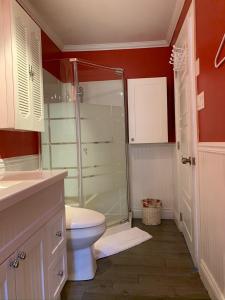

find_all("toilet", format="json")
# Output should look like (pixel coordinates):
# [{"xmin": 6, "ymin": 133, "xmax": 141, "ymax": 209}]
[{"xmin": 65, "ymin": 205, "xmax": 106, "ymax": 281}]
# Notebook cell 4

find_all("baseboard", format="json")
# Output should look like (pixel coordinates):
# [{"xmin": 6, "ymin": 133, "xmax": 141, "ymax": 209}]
[
  {"xmin": 0, "ymin": 155, "xmax": 39, "ymax": 171},
  {"xmin": 200, "ymin": 259, "xmax": 225, "ymax": 300},
  {"xmin": 132, "ymin": 208, "xmax": 174, "ymax": 219}
]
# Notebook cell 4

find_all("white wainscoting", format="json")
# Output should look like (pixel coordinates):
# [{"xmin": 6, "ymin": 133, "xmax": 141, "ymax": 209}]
[
  {"xmin": 129, "ymin": 143, "xmax": 176, "ymax": 219},
  {"xmin": 0, "ymin": 155, "xmax": 39, "ymax": 171},
  {"xmin": 198, "ymin": 143, "xmax": 225, "ymax": 300}
]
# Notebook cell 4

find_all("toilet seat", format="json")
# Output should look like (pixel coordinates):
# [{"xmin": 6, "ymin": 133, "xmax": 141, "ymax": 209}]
[{"xmin": 65, "ymin": 206, "xmax": 105, "ymax": 229}]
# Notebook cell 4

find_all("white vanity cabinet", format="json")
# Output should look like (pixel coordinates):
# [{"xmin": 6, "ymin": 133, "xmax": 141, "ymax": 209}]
[
  {"xmin": 128, "ymin": 77, "xmax": 168, "ymax": 143},
  {"xmin": 0, "ymin": 258, "xmax": 16, "ymax": 300},
  {"xmin": 0, "ymin": 171, "xmax": 67, "ymax": 300},
  {"xmin": 0, "ymin": 0, "xmax": 44, "ymax": 132}
]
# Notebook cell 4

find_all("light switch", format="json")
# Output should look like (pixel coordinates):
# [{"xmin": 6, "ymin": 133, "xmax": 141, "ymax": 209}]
[
  {"xmin": 195, "ymin": 58, "xmax": 200, "ymax": 76},
  {"xmin": 197, "ymin": 91, "xmax": 205, "ymax": 111}
]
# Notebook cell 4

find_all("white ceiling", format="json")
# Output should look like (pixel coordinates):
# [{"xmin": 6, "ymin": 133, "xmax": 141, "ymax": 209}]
[{"xmin": 19, "ymin": 0, "xmax": 185, "ymax": 51}]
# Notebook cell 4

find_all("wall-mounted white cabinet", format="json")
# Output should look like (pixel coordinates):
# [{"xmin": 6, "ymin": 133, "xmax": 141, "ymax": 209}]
[
  {"xmin": 128, "ymin": 77, "xmax": 168, "ymax": 143},
  {"xmin": 0, "ymin": 0, "xmax": 44, "ymax": 132}
]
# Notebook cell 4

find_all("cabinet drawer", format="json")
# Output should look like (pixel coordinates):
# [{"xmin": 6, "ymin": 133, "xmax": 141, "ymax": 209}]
[
  {"xmin": 47, "ymin": 209, "xmax": 66, "ymax": 258},
  {"xmin": 48, "ymin": 248, "xmax": 67, "ymax": 300}
]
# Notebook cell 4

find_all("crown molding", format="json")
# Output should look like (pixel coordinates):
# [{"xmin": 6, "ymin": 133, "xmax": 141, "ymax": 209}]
[
  {"xmin": 63, "ymin": 40, "xmax": 169, "ymax": 52},
  {"xmin": 166, "ymin": 0, "xmax": 185, "ymax": 45},
  {"xmin": 16, "ymin": 0, "xmax": 64, "ymax": 50}
]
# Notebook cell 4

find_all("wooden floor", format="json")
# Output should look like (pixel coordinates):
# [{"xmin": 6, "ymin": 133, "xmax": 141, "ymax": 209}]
[{"xmin": 61, "ymin": 219, "xmax": 210, "ymax": 300}]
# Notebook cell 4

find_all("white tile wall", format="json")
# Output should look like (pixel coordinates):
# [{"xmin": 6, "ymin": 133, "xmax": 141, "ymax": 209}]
[
  {"xmin": 50, "ymin": 119, "xmax": 76, "ymax": 143},
  {"xmin": 64, "ymin": 178, "xmax": 78, "ymax": 197},
  {"xmin": 49, "ymin": 102, "xmax": 76, "ymax": 118},
  {"xmin": 41, "ymin": 145, "xmax": 50, "ymax": 169},
  {"xmin": 51, "ymin": 144, "xmax": 77, "ymax": 168}
]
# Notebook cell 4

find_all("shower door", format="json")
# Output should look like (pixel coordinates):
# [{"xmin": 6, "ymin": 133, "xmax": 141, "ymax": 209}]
[{"xmin": 75, "ymin": 60, "xmax": 129, "ymax": 227}]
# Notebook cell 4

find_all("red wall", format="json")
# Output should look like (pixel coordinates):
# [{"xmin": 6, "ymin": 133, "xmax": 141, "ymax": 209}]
[
  {"xmin": 196, "ymin": 0, "xmax": 225, "ymax": 141},
  {"xmin": 172, "ymin": 0, "xmax": 225, "ymax": 142},
  {"xmin": 62, "ymin": 48, "xmax": 175, "ymax": 142}
]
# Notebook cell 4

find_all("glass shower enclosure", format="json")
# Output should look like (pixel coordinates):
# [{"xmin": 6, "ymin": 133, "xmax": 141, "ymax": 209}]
[{"xmin": 41, "ymin": 58, "xmax": 129, "ymax": 227}]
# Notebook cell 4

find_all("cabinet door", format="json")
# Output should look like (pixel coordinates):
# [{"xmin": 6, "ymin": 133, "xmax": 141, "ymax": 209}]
[
  {"xmin": 29, "ymin": 19, "xmax": 44, "ymax": 132},
  {"xmin": 12, "ymin": 0, "xmax": 33, "ymax": 131},
  {"xmin": 128, "ymin": 77, "xmax": 168, "ymax": 143},
  {"xmin": 15, "ymin": 229, "xmax": 46, "ymax": 300},
  {"xmin": 0, "ymin": 257, "xmax": 16, "ymax": 300}
]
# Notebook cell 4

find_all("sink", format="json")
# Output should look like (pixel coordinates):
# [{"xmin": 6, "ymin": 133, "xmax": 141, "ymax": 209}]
[{"xmin": 0, "ymin": 181, "xmax": 22, "ymax": 189}]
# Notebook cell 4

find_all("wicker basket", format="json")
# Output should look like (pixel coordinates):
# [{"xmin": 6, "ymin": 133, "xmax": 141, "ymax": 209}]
[{"xmin": 142, "ymin": 199, "xmax": 162, "ymax": 225}]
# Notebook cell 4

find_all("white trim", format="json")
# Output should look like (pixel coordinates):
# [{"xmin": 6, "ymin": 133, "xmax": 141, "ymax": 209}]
[
  {"xmin": 173, "ymin": 1, "xmax": 200, "ymax": 266},
  {"xmin": 63, "ymin": 40, "xmax": 169, "ymax": 52},
  {"xmin": 16, "ymin": 0, "xmax": 64, "ymax": 50},
  {"xmin": 0, "ymin": 155, "xmax": 39, "ymax": 171},
  {"xmin": 198, "ymin": 142, "xmax": 225, "ymax": 154},
  {"xmin": 166, "ymin": 0, "xmax": 185, "ymax": 44},
  {"xmin": 200, "ymin": 259, "xmax": 225, "ymax": 300},
  {"xmin": 132, "ymin": 208, "xmax": 174, "ymax": 220}
]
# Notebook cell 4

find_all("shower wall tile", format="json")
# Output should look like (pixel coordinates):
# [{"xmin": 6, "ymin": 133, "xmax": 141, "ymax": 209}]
[
  {"xmin": 51, "ymin": 144, "xmax": 77, "ymax": 168},
  {"xmin": 83, "ymin": 174, "xmax": 114, "ymax": 196},
  {"xmin": 44, "ymin": 104, "xmax": 49, "ymax": 119},
  {"xmin": 50, "ymin": 119, "xmax": 76, "ymax": 143},
  {"xmin": 81, "ymin": 143, "xmax": 112, "ymax": 167},
  {"xmin": 41, "ymin": 120, "xmax": 49, "ymax": 144},
  {"xmin": 41, "ymin": 145, "xmax": 50, "ymax": 169},
  {"xmin": 49, "ymin": 102, "xmax": 76, "ymax": 118},
  {"xmin": 67, "ymin": 168, "xmax": 78, "ymax": 177},
  {"xmin": 64, "ymin": 178, "xmax": 78, "ymax": 197},
  {"xmin": 80, "ymin": 103, "xmax": 111, "ymax": 119},
  {"xmin": 80, "ymin": 80, "xmax": 123, "ymax": 107},
  {"xmin": 81, "ymin": 119, "xmax": 112, "ymax": 143}
]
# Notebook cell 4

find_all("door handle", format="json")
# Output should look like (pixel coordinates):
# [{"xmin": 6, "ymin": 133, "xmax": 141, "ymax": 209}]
[{"xmin": 181, "ymin": 156, "xmax": 192, "ymax": 165}]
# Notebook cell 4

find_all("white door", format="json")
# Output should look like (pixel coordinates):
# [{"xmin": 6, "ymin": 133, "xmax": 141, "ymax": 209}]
[
  {"xmin": 0, "ymin": 257, "xmax": 17, "ymax": 300},
  {"xmin": 15, "ymin": 229, "xmax": 46, "ymax": 300},
  {"xmin": 174, "ymin": 4, "xmax": 197, "ymax": 263}
]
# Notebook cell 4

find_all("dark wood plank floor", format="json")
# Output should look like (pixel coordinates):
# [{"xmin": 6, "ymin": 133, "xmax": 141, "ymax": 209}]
[{"xmin": 61, "ymin": 219, "xmax": 210, "ymax": 300}]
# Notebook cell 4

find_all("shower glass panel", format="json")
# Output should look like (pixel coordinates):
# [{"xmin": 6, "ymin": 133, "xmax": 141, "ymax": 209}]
[
  {"xmin": 41, "ymin": 58, "xmax": 129, "ymax": 227},
  {"xmin": 41, "ymin": 59, "xmax": 80, "ymax": 206},
  {"xmin": 75, "ymin": 60, "xmax": 129, "ymax": 226}
]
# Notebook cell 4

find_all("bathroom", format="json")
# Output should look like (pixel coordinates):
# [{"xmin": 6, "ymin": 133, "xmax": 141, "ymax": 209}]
[{"xmin": 0, "ymin": 0, "xmax": 225, "ymax": 299}]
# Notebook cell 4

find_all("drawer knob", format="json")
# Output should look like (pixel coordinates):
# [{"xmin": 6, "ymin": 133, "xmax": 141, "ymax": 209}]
[
  {"xmin": 57, "ymin": 270, "xmax": 64, "ymax": 277},
  {"xmin": 17, "ymin": 251, "xmax": 26, "ymax": 260},
  {"xmin": 56, "ymin": 231, "xmax": 62, "ymax": 237},
  {"xmin": 131, "ymin": 138, "xmax": 134, "ymax": 142},
  {"xmin": 10, "ymin": 259, "xmax": 19, "ymax": 269}
]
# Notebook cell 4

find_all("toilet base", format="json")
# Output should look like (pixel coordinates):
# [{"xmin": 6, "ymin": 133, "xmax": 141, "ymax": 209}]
[{"xmin": 67, "ymin": 246, "xmax": 97, "ymax": 281}]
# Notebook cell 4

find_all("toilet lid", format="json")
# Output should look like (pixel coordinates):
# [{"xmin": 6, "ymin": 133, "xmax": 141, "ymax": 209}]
[{"xmin": 65, "ymin": 206, "xmax": 106, "ymax": 229}]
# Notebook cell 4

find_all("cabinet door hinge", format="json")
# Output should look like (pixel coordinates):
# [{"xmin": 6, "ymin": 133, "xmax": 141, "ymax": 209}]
[{"xmin": 177, "ymin": 141, "xmax": 180, "ymax": 150}]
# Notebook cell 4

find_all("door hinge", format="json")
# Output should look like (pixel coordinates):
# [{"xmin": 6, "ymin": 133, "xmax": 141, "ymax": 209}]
[
  {"xmin": 180, "ymin": 212, "xmax": 183, "ymax": 222},
  {"xmin": 191, "ymin": 157, "xmax": 196, "ymax": 166},
  {"xmin": 177, "ymin": 141, "xmax": 180, "ymax": 150}
]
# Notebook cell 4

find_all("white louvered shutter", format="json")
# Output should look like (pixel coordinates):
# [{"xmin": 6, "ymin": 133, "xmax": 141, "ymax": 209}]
[
  {"xmin": 29, "ymin": 21, "xmax": 44, "ymax": 132},
  {"xmin": 12, "ymin": 0, "xmax": 33, "ymax": 130}
]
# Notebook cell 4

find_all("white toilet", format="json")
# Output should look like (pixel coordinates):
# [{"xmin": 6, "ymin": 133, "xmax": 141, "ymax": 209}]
[{"xmin": 65, "ymin": 205, "xmax": 106, "ymax": 281}]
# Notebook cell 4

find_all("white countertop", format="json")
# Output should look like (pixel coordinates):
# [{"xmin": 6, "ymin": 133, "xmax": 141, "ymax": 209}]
[{"xmin": 0, "ymin": 170, "xmax": 67, "ymax": 212}]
